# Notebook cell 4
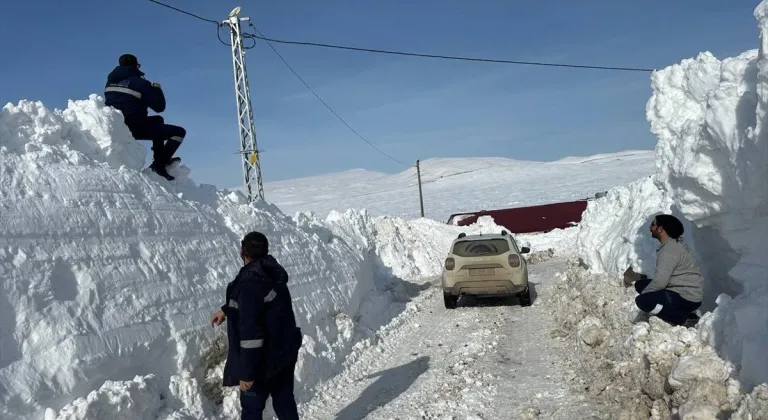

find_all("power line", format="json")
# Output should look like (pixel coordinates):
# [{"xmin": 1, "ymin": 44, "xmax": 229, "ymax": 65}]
[
  {"xmin": 146, "ymin": 0, "xmax": 654, "ymax": 73},
  {"xmin": 146, "ymin": 0, "xmax": 410, "ymax": 167},
  {"xmin": 243, "ymin": 34, "xmax": 656, "ymax": 73},
  {"xmin": 146, "ymin": 0, "xmax": 256, "ymax": 49},
  {"xmin": 217, "ymin": 24, "xmax": 257, "ymax": 49},
  {"xmin": 147, "ymin": 0, "xmax": 218, "ymax": 24},
  {"xmin": 247, "ymin": 23, "xmax": 412, "ymax": 167}
]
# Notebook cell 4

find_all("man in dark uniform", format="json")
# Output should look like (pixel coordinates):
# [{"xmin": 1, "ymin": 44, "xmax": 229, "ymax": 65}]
[
  {"xmin": 211, "ymin": 232, "xmax": 303, "ymax": 420},
  {"xmin": 104, "ymin": 54, "xmax": 186, "ymax": 180}
]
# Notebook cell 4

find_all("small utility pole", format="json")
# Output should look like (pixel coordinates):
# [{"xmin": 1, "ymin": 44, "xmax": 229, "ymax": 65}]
[
  {"xmin": 416, "ymin": 160, "xmax": 425, "ymax": 218},
  {"xmin": 223, "ymin": 6, "xmax": 264, "ymax": 202}
]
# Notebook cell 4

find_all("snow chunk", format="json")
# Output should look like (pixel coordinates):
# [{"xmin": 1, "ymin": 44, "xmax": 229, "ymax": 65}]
[
  {"xmin": 576, "ymin": 176, "xmax": 674, "ymax": 275},
  {"xmin": 731, "ymin": 383, "xmax": 768, "ymax": 419},
  {"xmin": 0, "ymin": 95, "xmax": 146, "ymax": 170},
  {"xmin": 668, "ymin": 355, "xmax": 732, "ymax": 390},
  {"xmin": 676, "ymin": 402, "xmax": 720, "ymax": 420},
  {"xmin": 43, "ymin": 375, "xmax": 164, "ymax": 420},
  {"xmin": 576, "ymin": 316, "xmax": 606, "ymax": 347}
]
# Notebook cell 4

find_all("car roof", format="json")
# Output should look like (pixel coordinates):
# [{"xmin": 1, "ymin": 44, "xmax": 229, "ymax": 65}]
[{"xmin": 455, "ymin": 233, "xmax": 507, "ymax": 241}]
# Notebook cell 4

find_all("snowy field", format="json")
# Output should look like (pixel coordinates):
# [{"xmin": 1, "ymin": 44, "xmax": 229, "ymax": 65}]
[
  {"xmin": 3, "ymin": 1, "xmax": 768, "ymax": 419},
  {"xmin": 265, "ymin": 151, "xmax": 654, "ymax": 221}
]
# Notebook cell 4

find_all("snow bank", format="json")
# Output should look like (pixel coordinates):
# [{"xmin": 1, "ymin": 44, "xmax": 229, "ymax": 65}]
[
  {"xmin": 0, "ymin": 96, "xmax": 506, "ymax": 419},
  {"xmin": 546, "ymin": 262, "xmax": 765, "ymax": 419},
  {"xmin": 574, "ymin": 1, "xmax": 768, "ymax": 392}
]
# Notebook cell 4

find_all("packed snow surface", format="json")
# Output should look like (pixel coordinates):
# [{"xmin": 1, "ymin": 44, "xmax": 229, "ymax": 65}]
[
  {"xmin": 576, "ymin": 0, "xmax": 768, "ymax": 394},
  {"xmin": 265, "ymin": 151, "xmax": 655, "ymax": 220},
  {"xmin": 299, "ymin": 259, "xmax": 604, "ymax": 420}
]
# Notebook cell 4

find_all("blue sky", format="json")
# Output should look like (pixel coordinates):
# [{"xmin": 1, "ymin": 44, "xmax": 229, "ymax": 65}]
[{"xmin": 0, "ymin": 0, "xmax": 759, "ymax": 188}]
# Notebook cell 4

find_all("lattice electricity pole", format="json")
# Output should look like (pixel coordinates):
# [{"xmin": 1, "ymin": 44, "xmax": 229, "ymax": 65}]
[{"xmin": 223, "ymin": 6, "xmax": 264, "ymax": 201}]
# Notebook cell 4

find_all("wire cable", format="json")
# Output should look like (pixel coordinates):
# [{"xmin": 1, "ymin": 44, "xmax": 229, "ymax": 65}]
[
  {"xmin": 218, "ymin": 25, "xmax": 257, "ymax": 49},
  {"xmin": 147, "ymin": 0, "xmax": 654, "ymax": 73},
  {"xmin": 247, "ymin": 23, "xmax": 412, "ymax": 167},
  {"xmin": 146, "ymin": 0, "xmax": 408, "ymax": 166},
  {"xmin": 243, "ymin": 33, "xmax": 656, "ymax": 73},
  {"xmin": 147, "ymin": 0, "xmax": 218, "ymax": 24},
  {"xmin": 146, "ymin": 0, "xmax": 257, "ymax": 49}
]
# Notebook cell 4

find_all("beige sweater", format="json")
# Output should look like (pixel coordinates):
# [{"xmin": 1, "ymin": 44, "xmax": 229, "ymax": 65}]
[{"xmin": 641, "ymin": 239, "xmax": 704, "ymax": 303}]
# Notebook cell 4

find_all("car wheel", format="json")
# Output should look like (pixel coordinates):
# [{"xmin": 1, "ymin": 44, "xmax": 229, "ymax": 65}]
[
  {"xmin": 443, "ymin": 293, "xmax": 458, "ymax": 309},
  {"xmin": 518, "ymin": 287, "xmax": 532, "ymax": 307}
]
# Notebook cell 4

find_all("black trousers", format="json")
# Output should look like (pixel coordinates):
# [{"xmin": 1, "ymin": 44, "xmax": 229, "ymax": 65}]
[
  {"xmin": 126, "ymin": 116, "xmax": 186, "ymax": 165},
  {"xmin": 240, "ymin": 362, "xmax": 299, "ymax": 420},
  {"xmin": 634, "ymin": 278, "xmax": 701, "ymax": 326}
]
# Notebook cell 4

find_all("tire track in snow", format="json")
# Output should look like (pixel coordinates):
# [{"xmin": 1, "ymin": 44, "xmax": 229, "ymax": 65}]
[{"xmin": 300, "ymin": 259, "xmax": 602, "ymax": 419}]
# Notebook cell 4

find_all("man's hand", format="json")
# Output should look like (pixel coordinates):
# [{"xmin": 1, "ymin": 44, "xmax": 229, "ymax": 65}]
[
  {"xmin": 623, "ymin": 266, "xmax": 642, "ymax": 287},
  {"xmin": 211, "ymin": 310, "xmax": 225, "ymax": 327},
  {"xmin": 152, "ymin": 82, "xmax": 162, "ymax": 89},
  {"xmin": 239, "ymin": 380, "xmax": 254, "ymax": 391}
]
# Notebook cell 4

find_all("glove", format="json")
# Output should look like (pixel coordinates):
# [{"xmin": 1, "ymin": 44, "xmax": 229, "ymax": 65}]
[
  {"xmin": 623, "ymin": 267, "xmax": 635, "ymax": 287},
  {"xmin": 152, "ymin": 82, "xmax": 162, "ymax": 89},
  {"xmin": 623, "ymin": 266, "xmax": 643, "ymax": 287}
]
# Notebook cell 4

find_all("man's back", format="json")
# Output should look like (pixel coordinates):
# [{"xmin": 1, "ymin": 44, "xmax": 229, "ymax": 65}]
[
  {"xmin": 258, "ymin": 256, "xmax": 302, "ymax": 377},
  {"xmin": 222, "ymin": 255, "xmax": 301, "ymax": 385},
  {"xmin": 104, "ymin": 65, "xmax": 165, "ymax": 122},
  {"xmin": 657, "ymin": 239, "xmax": 704, "ymax": 302}
]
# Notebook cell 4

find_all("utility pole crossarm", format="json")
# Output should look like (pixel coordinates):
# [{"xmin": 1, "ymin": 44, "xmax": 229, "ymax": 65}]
[{"xmin": 223, "ymin": 6, "xmax": 264, "ymax": 202}]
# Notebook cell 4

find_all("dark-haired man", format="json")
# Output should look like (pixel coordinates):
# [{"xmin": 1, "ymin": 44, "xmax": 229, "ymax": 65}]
[
  {"xmin": 210, "ymin": 232, "xmax": 302, "ymax": 419},
  {"xmin": 624, "ymin": 214, "xmax": 704, "ymax": 327},
  {"xmin": 104, "ymin": 53, "xmax": 186, "ymax": 180}
]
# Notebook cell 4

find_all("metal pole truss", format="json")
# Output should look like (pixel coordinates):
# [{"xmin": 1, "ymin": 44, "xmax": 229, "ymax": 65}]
[{"xmin": 224, "ymin": 12, "xmax": 264, "ymax": 201}]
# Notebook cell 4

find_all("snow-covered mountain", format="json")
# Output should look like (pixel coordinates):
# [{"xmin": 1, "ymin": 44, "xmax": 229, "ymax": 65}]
[{"xmin": 265, "ymin": 152, "xmax": 655, "ymax": 220}]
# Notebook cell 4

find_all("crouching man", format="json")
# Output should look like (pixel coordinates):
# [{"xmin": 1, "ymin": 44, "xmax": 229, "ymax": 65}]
[
  {"xmin": 210, "ymin": 232, "xmax": 303, "ymax": 420},
  {"xmin": 623, "ymin": 214, "xmax": 703, "ymax": 327}
]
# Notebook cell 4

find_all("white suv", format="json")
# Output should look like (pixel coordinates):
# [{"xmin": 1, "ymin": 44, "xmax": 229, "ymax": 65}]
[{"xmin": 441, "ymin": 230, "xmax": 531, "ymax": 309}]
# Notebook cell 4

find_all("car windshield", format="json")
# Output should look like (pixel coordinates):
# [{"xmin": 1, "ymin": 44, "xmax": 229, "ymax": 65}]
[{"xmin": 452, "ymin": 238, "xmax": 510, "ymax": 257}]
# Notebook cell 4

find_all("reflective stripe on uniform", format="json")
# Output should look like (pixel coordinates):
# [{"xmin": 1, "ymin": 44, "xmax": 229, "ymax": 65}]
[
  {"xmin": 170, "ymin": 135, "xmax": 184, "ymax": 142},
  {"xmin": 264, "ymin": 289, "xmax": 276, "ymax": 302},
  {"xmin": 241, "ymin": 339, "xmax": 264, "ymax": 349},
  {"xmin": 105, "ymin": 86, "xmax": 142, "ymax": 99},
  {"xmin": 229, "ymin": 299, "xmax": 239, "ymax": 309}
]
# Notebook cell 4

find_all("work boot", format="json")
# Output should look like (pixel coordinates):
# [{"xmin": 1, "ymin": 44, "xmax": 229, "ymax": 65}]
[
  {"xmin": 683, "ymin": 313, "xmax": 700, "ymax": 328},
  {"xmin": 163, "ymin": 139, "xmax": 183, "ymax": 165},
  {"xmin": 150, "ymin": 161, "xmax": 174, "ymax": 181}
]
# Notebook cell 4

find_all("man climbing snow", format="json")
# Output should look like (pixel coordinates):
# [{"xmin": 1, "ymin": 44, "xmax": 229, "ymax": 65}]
[
  {"xmin": 210, "ymin": 232, "xmax": 303, "ymax": 420},
  {"xmin": 104, "ymin": 53, "xmax": 186, "ymax": 180},
  {"xmin": 623, "ymin": 214, "xmax": 704, "ymax": 327}
]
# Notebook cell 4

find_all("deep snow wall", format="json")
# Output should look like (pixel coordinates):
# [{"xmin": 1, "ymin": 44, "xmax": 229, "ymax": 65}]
[
  {"xmin": 0, "ymin": 96, "xmax": 505, "ymax": 419},
  {"xmin": 576, "ymin": 2, "xmax": 768, "ymax": 390}
]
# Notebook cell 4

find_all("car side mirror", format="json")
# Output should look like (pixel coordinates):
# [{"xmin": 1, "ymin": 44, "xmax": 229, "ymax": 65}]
[{"xmin": 521, "ymin": 247, "xmax": 530, "ymax": 254}]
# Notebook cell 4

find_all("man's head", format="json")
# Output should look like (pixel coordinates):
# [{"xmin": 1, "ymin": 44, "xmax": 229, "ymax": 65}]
[
  {"xmin": 240, "ymin": 231, "xmax": 269, "ymax": 263},
  {"xmin": 118, "ymin": 54, "xmax": 140, "ymax": 69},
  {"xmin": 650, "ymin": 214, "xmax": 684, "ymax": 242}
]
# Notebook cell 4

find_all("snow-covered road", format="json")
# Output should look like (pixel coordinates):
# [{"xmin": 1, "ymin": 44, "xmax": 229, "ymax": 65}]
[{"xmin": 300, "ymin": 259, "xmax": 602, "ymax": 420}]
